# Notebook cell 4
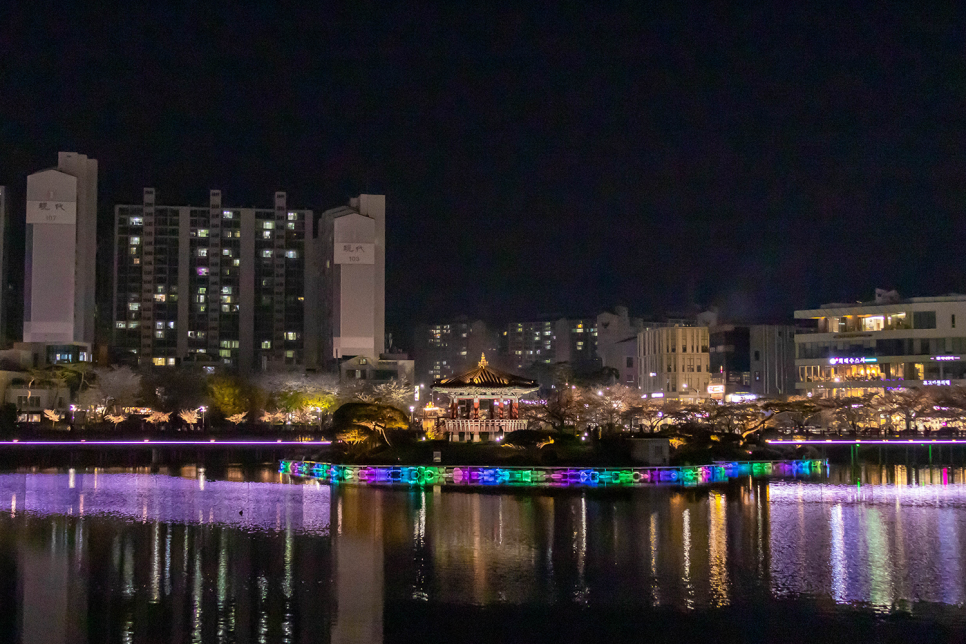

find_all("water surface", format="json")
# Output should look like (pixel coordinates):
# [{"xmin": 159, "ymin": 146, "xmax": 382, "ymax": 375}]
[{"xmin": 0, "ymin": 464, "xmax": 964, "ymax": 642}]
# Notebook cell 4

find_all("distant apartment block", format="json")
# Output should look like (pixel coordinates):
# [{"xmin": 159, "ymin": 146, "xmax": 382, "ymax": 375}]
[
  {"xmin": 503, "ymin": 317, "xmax": 599, "ymax": 371},
  {"xmin": 794, "ymin": 291, "xmax": 966, "ymax": 398},
  {"xmin": 114, "ymin": 189, "xmax": 313, "ymax": 371},
  {"xmin": 412, "ymin": 319, "xmax": 496, "ymax": 383}
]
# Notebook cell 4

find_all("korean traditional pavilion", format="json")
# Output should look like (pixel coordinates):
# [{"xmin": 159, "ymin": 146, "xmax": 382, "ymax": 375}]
[{"xmin": 430, "ymin": 354, "xmax": 538, "ymax": 442}]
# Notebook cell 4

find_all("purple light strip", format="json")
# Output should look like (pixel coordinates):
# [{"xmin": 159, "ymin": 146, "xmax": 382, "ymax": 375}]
[
  {"xmin": 769, "ymin": 439, "xmax": 964, "ymax": 445},
  {"xmin": 0, "ymin": 440, "xmax": 331, "ymax": 447}
]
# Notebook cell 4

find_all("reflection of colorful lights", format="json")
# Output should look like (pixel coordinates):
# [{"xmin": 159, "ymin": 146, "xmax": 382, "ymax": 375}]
[{"xmin": 279, "ymin": 459, "xmax": 825, "ymax": 488}]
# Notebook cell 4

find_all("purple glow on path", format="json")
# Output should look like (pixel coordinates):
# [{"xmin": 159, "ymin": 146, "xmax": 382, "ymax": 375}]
[
  {"xmin": 0, "ymin": 472, "xmax": 331, "ymax": 533},
  {"xmin": 0, "ymin": 440, "xmax": 331, "ymax": 447},
  {"xmin": 769, "ymin": 439, "xmax": 965, "ymax": 445}
]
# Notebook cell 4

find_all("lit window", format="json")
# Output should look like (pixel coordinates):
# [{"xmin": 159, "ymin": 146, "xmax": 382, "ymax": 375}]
[
  {"xmin": 167, "ymin": 321, "xmax": 175, "ymax": 329},
  {"xmin": 154, "ymin": 294, "xmax": 166, "ymax": 302},
  {"xmin": 223, "ymin": 211, "xmax": 233, "ymax": 219},
  {"xmin": 287, "ymin": 222, "xmax": 295, "ymax": 230},
  {"xmin": 198, "ymin": 287, "xmax": 207, "ymax": 294},
  {"xmin": 221, "ymin": 305, "xmax": 230, "ymax": 313},
  {"xmin": 285, "ymin": 332, "xmax": 297, "ymax": 340},
  {"xmin": 153, "ymin": 357, "xmax": 165, "ymax": 366},
  {"xmin": 261, "ymin": 250, "xmax": 272, "ymax": 258},
  {"xmin": 262, "ymin": 221, "xmax": 274, "ymax": 230},
  {"xmin": 262, "ymin": 231, "xmax": 272, "ymax": 239},
  {"xmin": 127, "ymin": 322, "xmax": 139, "ymax": 329},
  {"xmin": 128, "ymin": 302, "xmax": 140, "ymax": 311},
  {"xmin": 261, "ymin": 341, "xmax": 271, "ymax": 349},
  {"xmin": 130, "ymin": 217, "xmax": 143, "ymax": 226},
  {"xmin": 130, "ymin": 237, "xmax": 140, "ymax": 245},
  {"xmin": 232, "ymin": 259, "xmax": 240, "ymax": 266},
  {"xmin": 285, "ymin": 250, "xmax": 298, "ymax": 259},
  {"xmin": 222, "ymin": 249, "xmax": 231, "ymax": 256},
  {"xmin": 196, "ymin": 267, "xmax": 209, "ymax": 276},
  {"xmin": 155, "ymin": 330, "xmax": 163, "ymax": 338},
  {"xmin": 219, "ymin": 349, "xmax": 231, "ymax": 358},
  {"xmin": 133, "ymin": 257, "xmax": 140, "ymax": 265},
  {"xmin": 167, "ymin": 358, "xmax": 175, "ymax": 366},
  {"xmin": 285, "ymin": 350, "xmax": 294, "ymax": 358},
  {"xmin": 115, "ymin": 321, "xmax": 125, "ymax": 329},
  {"xmin": 198, "ymin": 229, "xmax": 209, "ymax": 238},
  {"xmin": 155, "ymin": 322, "xmax": 163, "ymax": 329},
  {"xmin": 197, "ymin": 248, "xmax": 208, "ymax": 257},
  {"xmin": 287, "ymin": 212, "xmax": 297, "ymax": 221},
  {"xmin": 221, "ymin": 286, "xmax": 232, "ymax": 294}
]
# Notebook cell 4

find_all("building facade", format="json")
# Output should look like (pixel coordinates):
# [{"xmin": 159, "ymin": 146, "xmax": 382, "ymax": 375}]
[
  {"xmin": 638, "ymin": 324, "xmax": 710, "ymax": 402},
  {"xmin": 316, "ymin": 195, "xmax": 385, "ymax": 364},
  {"xmin": 113, "ymin": 189, "xmax": 312, "ymax": 371},
  {"xmin": 24, "ymin": 152, "xmax": 98, "ymax": 347},
  {"xmin": 709, "ymin": 324, "xmax": 797, "ymax": 400},
  {"xmin": 794, "ymin": 293, "xmax": 966, "ymax": 398},
  {"xmin": 596, "ymin": 307, "xmax": 643, "ymax": 386},
  {"xmin": 412, "ymin": 319, "xmax": 496, "ymax": 384},
  {"xmin": 503, "ymin": 317, "xmax": 599, "ymax": 371}
]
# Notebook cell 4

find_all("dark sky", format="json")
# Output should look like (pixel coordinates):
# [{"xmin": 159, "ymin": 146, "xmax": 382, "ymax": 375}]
[{"xmin": 2, "ymin": 3, "xmax": 966, "ymax": 340}]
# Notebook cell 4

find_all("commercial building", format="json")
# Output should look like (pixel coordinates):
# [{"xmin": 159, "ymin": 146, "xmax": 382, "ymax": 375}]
[
  {"xmin": 24, "ymin": 152, "xmax": 98, "ymax": 354},
  {"xmin": 113, "ymin": 189, "xmax": 313, "ymax": 371},
  {"xmin": 794, "ymin": 292, "xmax": 966, "ymax": 398},
  {"xmin": 709, "ymin": 324, "xmax": 797, "ymax": 400},
  {"xmin": 638, "ymin": 324, "xmax": 710, "ymax": 402},
  {"xmin": 316, "ymin": 195, "xmax": 385, "ymax": 363}
]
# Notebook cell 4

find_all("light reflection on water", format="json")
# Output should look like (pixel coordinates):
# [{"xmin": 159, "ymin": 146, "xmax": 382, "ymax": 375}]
[{"xmin": 0, "ymin": 465, "xmax": 965, "ymax": 641}]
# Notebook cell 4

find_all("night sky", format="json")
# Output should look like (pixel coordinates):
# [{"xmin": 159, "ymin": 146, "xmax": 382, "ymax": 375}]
[{"xmin": 3, "ymin": 3, "xmax": 966, "ymax": 342}]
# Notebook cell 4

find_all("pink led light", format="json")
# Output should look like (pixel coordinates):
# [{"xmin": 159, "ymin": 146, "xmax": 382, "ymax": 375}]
[
  {"xmin": 0, "ymin": 440, "xmax": 331, "ymax": 447},
  {"xmin": 769, "ymin": 439, "xmax": 960, "ymax": 445}
]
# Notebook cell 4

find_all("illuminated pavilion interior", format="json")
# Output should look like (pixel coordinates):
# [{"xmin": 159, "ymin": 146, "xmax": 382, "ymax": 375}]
[{"xmin": 430, "ymin": 355, "xmax": 538, "ymax": 442}]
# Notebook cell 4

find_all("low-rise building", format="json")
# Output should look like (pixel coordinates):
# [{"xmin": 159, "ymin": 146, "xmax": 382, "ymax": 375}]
[
  {"xmin": 794, "ymin": 291, "xmax": 966, "ymax": 398},
  {"xmin": 638, "ymin": 324, "xmax": 710, "ymax": 402},
  {"xmin": 709, "ymin": 324, "xmax": 797, "ymax": 400}
]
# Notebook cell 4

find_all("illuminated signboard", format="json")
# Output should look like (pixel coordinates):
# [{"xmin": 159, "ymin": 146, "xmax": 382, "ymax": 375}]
[
  {"xmin": 707, "ymin": 385, "xmax": 725, "ymax": 394},
  {"xmin": 923, "ymin": 379, "xmax": 952, "ymax": 386},
  {"xmin": 931, "ymin": 356, "xmax": 961, "ymax": 361},
  {"xmin": 651, "ymin": 393, "xmax": 664, "ymax": 399},
  {"xmin": 829, "ymin": 357, "xmax": 877, "ymax": 365}
]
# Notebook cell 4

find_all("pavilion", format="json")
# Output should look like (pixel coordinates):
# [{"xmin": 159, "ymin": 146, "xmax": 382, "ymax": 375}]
[{"xmin": 430, "ymin": 355, "xmax": 538, "ymax": 442}]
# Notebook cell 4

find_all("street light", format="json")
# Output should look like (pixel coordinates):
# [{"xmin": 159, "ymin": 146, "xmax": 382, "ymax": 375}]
[{"xmin": 198, "ymin": 406, "xmax": 207, "ymax": 430}]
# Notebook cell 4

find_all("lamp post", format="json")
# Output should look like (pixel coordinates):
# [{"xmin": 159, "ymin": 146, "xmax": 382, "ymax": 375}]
[{"xmin": 199, "ymin": 406, "xmax": 207, "ymax": 431}]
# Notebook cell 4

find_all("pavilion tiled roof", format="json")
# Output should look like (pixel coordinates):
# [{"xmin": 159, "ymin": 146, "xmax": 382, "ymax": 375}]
[{"xmin": 432, "ymin": 355, "xmax": 537, "ymax": 390}]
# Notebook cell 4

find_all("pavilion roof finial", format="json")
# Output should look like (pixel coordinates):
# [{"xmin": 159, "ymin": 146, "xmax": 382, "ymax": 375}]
[{"xmin": 478, "ymin": 353, "xmax": 488, "ymax": 368}]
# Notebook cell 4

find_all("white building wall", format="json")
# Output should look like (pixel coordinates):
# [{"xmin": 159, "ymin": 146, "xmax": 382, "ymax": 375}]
[
  {"xmin": 333, "ymin": 213, "xmax": 376, "ymax": 358},
  {"xmin": 23, "ymin": 153, "xmax": 97, "ymax": 345}
]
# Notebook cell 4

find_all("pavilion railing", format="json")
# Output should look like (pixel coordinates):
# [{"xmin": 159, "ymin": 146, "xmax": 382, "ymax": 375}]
[{"xmin": 442, "ymin": 419, "xmax": 527, "ymax": 433}]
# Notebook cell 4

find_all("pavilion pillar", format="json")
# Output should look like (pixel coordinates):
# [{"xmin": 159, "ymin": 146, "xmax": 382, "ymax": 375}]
[
  {"xmin": 473, "ymin": 398, "xmax": 480, "ymax": 420},
  {"xmin": 450, "ymin": 399, "xmax": 458, "ymax": 419},
  {"xmin": 496, "ymin": 400, "xmax": 503, "ymax": 419},
  {"xmin": 511, "ymin": 399, "xmax": 519, "ymax": 419}
]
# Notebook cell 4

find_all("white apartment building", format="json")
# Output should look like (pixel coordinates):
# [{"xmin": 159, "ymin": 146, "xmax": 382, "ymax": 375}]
[
  {"xmin": 24, "ymin": 152, "xmax": 97, "ymax": 348},
  {"xmin": 638, "ymin": 325, "xmax": 710, "ymax": 402},
  {"xmin": 795, "ymin": 292, "xmax": 966, "ymax": 398}
]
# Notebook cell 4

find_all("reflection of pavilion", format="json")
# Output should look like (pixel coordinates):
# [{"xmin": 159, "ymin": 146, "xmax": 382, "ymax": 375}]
[{"xmin": 431, "ymin": 355, "xmax": 538, "ymax": 442}]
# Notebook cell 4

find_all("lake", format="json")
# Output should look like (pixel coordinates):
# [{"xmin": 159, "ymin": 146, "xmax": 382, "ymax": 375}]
[{"xmin": 0, "ymin": 463, "xmax": 964, "ymax": 642}]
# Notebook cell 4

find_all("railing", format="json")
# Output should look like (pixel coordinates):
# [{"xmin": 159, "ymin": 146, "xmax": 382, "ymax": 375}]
[{"xmin": 442, "ymin": 419, "xmax": 527, "ymax": 433}]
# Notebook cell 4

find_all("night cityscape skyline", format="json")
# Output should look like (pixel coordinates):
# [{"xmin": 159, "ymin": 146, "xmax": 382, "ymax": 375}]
[{"xmin": 3, "ymin": 3, "xmax": 966, "ymax": 336}]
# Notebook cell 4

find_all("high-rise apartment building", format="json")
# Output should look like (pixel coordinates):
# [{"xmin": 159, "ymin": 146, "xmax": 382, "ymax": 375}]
[
  {"xmin": 24, "ymin": 152, "xmax": 98, "ymax": 348},
  {"xmin": 315, "ymin": 195, "xmax": 385, "ymax": 363},
  {"xmin": 503, "ymin": 317, "xmax": 599, "ymax": 371},
  {"xmin": 709, "ymin": 324, "xmax": 797, "ymax": 400},
  {"xmin": 0, "ymin": 186, "xmax": 8, "ymax": 345},
  {"xmin": 113, "ymin": 189, "xmax": 312, "ymax": 371}
]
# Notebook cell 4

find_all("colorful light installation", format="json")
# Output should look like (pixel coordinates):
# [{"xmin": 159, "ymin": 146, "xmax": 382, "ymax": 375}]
[{"xmin": 279, "ymin": 459, "xmax": 825, "ymax": 489}]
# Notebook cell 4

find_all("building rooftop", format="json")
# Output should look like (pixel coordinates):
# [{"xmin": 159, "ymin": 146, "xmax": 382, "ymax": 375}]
[{"xmin": 432, "ymin": 355, "xmax": 537, "ymax": 390}]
